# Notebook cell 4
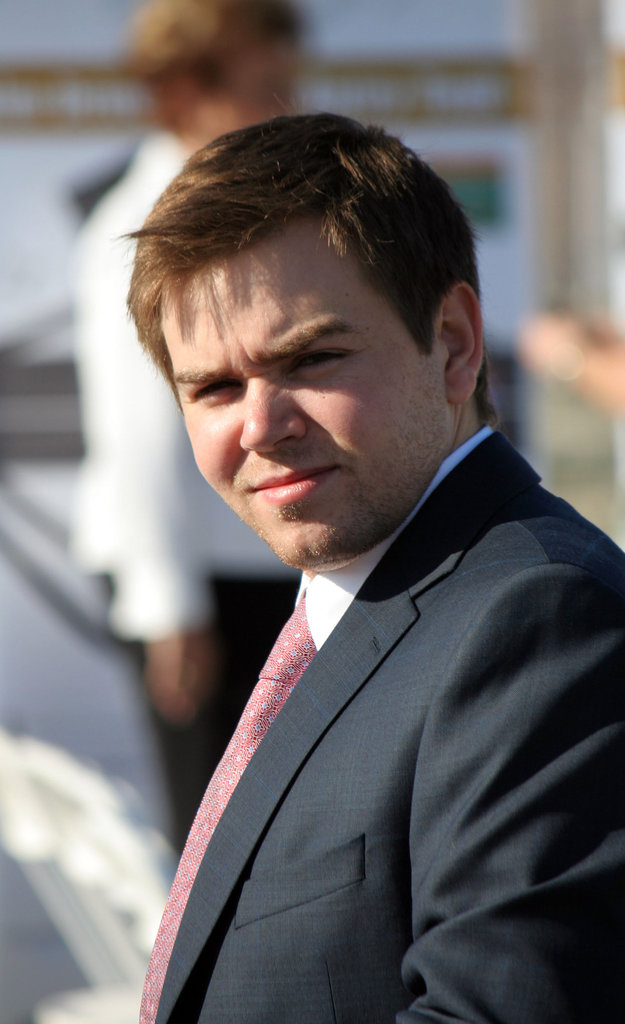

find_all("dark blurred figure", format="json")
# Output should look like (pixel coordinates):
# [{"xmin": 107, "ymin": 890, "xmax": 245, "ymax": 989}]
[{"xmin": 72, "ymin": 0, "xmax": 301, "ymax": 852}]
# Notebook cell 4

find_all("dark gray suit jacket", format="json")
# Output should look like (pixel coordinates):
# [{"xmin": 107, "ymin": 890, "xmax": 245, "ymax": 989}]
[{"xmin": 157, "ymin": 433, "xmax": 625, "ymax": 1023}]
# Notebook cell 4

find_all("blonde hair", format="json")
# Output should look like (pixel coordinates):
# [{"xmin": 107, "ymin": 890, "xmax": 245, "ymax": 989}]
[{"xmin": 126, "ymin": 0, "xmax": 301, "ymax": 84}]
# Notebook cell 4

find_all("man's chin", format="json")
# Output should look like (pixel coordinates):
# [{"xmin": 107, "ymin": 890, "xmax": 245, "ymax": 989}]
[
  {"xmin": 259, "ymin": 522, "xmax": 376, "ymax": 574},
  {"xmin": 276, "ymin": 501, "xmax": 307, "ymax": 523}
]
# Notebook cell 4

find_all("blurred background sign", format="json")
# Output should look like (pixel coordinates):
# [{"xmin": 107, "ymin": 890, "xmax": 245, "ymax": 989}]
[{"xmin": 0, "ymin": 56, "xmax": 529, "ymax": 132}]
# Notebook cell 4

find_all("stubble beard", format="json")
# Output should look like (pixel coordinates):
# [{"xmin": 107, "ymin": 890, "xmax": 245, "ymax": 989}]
[
  {"xmin": 246, "ymin": 490, "xmax": 410, "ymax": 574},
  {"xmin": 230, "ymin": 411, "xmax": 447, "ymax": 572}
]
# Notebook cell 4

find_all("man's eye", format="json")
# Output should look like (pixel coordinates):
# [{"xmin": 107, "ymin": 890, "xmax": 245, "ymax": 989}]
[
  {"xmin": 297, "ymin": 350, "xmax": 342, "ymax": 368},
  {"xmin": 192, "ymin": 379, "xmax": 239, "ymax": 401}
]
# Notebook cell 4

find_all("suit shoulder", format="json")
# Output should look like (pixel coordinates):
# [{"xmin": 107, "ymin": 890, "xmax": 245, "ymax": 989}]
[{"xmin": 465, "ymin": 485, "xmax": 625, "ymax": 601}]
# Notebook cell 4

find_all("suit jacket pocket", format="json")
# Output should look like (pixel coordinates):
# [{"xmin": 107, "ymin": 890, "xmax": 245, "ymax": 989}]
[{"xmin": 234, "ymin": 833, "xmax": 365, "ymax": 929}]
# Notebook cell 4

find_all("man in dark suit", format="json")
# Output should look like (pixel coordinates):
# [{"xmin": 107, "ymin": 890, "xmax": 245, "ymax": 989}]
[{"xmin": 128, "ymin": 113, "xmax": 625, "ymax": 1023}]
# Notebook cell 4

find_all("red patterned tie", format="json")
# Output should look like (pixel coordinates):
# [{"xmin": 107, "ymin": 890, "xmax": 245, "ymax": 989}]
[{"xmin": 140, "ymin": 595, "xmax": 316, "ymax": 1023}]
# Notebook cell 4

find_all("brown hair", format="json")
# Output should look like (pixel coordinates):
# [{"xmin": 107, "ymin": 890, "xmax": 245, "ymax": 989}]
[
  {"xmin": 125, "ymin": 0, "xmax": 301, "ymax": 86},
  {"xmin": 128, "ymin": 111, "xmax": 496, "ymax": 424}
]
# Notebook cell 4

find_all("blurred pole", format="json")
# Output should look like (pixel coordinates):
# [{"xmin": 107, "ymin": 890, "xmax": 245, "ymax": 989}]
[
  {"xmin": 529, "ymin": 0, "xmax": 616, "ymax": 534},
  {"xmin": 532, "ymin": 0, "xmax": 608, "ymax": 312}
]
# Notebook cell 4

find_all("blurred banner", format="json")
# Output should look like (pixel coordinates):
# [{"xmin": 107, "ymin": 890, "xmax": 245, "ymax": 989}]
[{"xmin": 0, "ymin": 56, "xmax": 529, "ymax": 131}]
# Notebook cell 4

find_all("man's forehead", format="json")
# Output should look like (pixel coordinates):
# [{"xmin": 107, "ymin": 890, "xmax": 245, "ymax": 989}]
[
  {"xmin": 166, "ymin": 287, "xmax": 282, "ymax": 363},
  {"xmin": 162, "ymin": 259, "xmax": 254, "ymax": 345},
  {"xmin": 162, "ymin": 237, "xmax": 322, "ymax": 341},
  {"xmin": 160, "ymin": 220, "xmax": 377, "ymax": 357}
]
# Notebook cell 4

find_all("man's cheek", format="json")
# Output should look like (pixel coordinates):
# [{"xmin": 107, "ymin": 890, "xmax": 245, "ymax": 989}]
[{"xmin": 188, "ymin": 436, "xmax": 216, "ymax": 487}]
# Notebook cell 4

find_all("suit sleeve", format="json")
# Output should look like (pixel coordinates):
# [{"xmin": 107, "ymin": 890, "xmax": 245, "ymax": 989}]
[{"xmin": 398, "ymin": 562, "xmax": 625, "ymax": 1023}]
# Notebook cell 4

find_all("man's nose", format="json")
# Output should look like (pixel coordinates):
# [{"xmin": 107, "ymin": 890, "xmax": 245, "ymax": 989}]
[{"xmin": 240, "ymin": 381, "xmax": 306, "ymax": 452}]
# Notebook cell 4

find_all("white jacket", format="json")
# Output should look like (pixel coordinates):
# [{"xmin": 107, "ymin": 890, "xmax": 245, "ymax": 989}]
[{"xmin": 72, "ymin": 133, "xmax": 291, "ymax": 641}]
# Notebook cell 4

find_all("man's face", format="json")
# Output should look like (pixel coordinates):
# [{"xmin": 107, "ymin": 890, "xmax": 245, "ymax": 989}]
[{"xmin": 163, "ymin": 220, "xmax": 478, "ymax": 573}]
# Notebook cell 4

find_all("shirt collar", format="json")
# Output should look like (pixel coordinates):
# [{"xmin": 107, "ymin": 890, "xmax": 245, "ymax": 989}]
[{"xmin": 300, "ymin": 425, "xmax": 493, "ymax": 650}]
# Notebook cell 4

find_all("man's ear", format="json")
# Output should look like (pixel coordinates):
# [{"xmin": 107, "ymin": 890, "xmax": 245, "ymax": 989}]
[{"xmin": 435, "ymin": 282, "xmax": 483, "ymax": 406}]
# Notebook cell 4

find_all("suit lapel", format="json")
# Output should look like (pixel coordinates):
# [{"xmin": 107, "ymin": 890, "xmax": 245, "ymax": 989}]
[
  {"xmin": 157, "ymin": 432, "xmax": 539, "ymax": 1022},
  {"xmin": 157, "ymin": 587, "xmax": 418, "ymax": 1022}
]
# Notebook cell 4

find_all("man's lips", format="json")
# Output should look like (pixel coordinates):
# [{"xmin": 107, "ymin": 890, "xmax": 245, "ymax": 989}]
[
  {"xmin": 248, "ymin": 466, "xmax": 337, "ymax": 505},
  {"xmin": 252, "ymin": 467, "xmax": 332, "ymax": 491}
]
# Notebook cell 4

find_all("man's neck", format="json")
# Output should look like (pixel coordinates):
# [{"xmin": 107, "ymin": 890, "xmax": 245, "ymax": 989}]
[{"xmin": 301, "ymin": 425, "xmax": 493, "ymax": 650}]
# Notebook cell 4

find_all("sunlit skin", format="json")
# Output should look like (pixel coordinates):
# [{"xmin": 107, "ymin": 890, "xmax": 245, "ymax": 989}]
[{"xmin": 162, "ymin": 219, "xmax": 483, "ymax": 575}]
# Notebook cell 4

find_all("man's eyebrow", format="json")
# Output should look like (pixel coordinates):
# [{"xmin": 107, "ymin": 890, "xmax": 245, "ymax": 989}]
[
  {"xmin": 175, "ymin": 367, "xmax": 220, "ymax": 389},
  {"xmin": 268, "ymin": 316, "xmax": 356, "ymax": 358}
]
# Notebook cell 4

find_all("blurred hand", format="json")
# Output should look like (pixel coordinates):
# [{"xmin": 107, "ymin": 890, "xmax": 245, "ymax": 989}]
[
  {"xmin": 519, "ymin": 313, "xmax": 589, "ymax": 381},
  {"xmin": 143, "ymin": 626, "xmax": 224, "ymax": 725},
  {"xmin": 519, "ymin": 312, "xmax": 625, "ymax": 414}
]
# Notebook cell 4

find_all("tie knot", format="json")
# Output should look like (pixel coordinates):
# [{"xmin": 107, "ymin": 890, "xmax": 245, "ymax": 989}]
[{"xmin": 259, "ymin": 595, "xmax": 316, "ymax": 685}]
